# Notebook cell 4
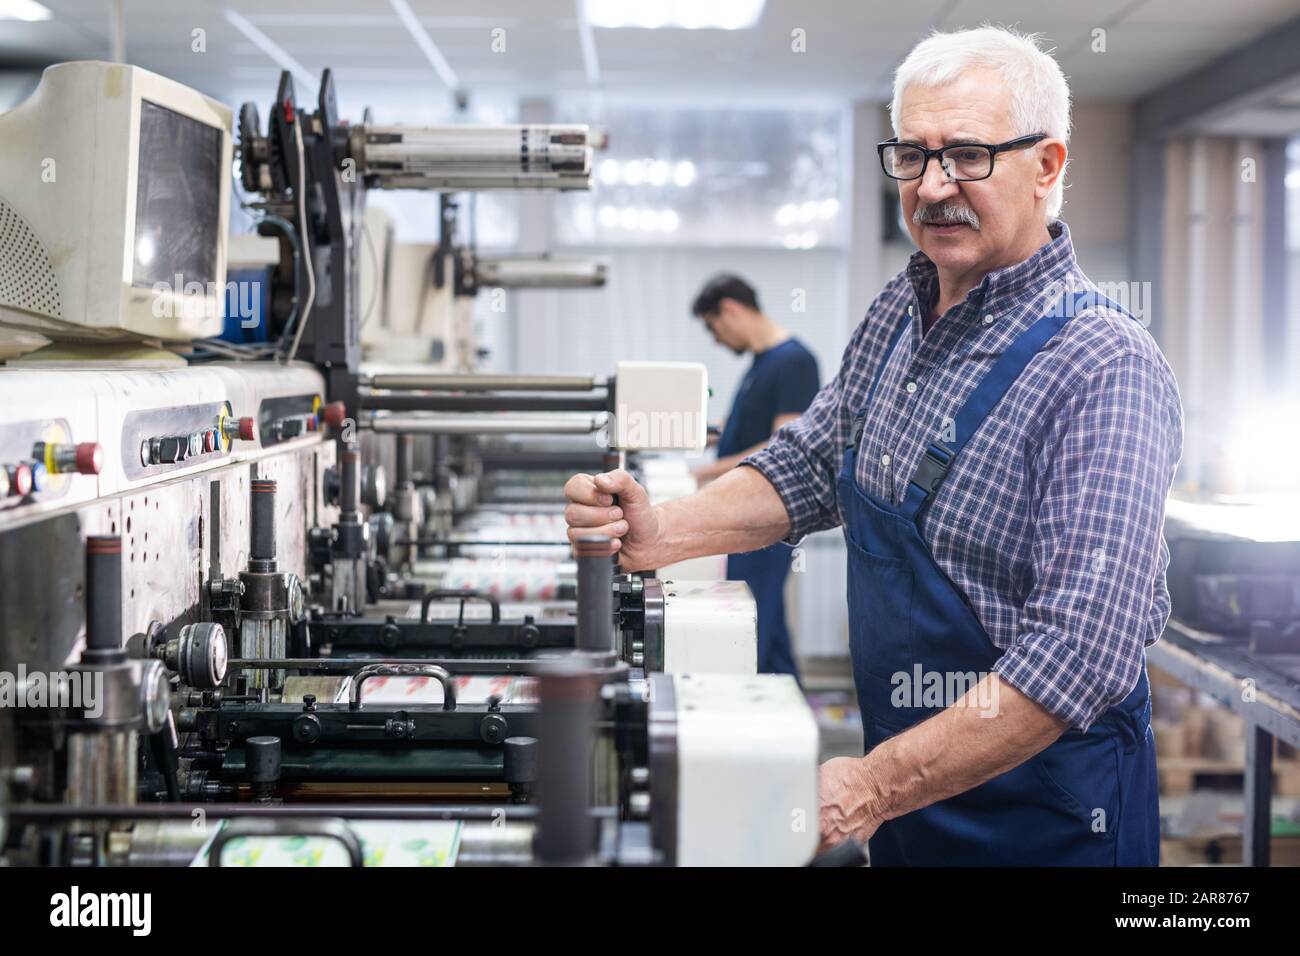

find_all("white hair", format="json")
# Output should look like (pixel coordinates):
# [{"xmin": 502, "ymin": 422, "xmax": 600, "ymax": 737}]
[{"xmin": 889, "ymin": 26, "xmax": 1071, "ymax": 219}]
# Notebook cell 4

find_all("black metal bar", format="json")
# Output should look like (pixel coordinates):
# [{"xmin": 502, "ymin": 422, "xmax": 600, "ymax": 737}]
[
  {"xmin": 1243, "ymin": 725, "xmax": 1274, "ymax": 867},
  {"xmin": 361, "ymin": 393, "xmax": 610, "ymax": 413},
  {"xmin": 230, "ymin": 657, "xmax": 562, "ymax": 674},
  {"xmin": 84, "ymin": 536, "xmax": 123, "ymax": 654},
  {"xmin": 537, "ymin": 660, "xmax": 600, "ymax": 864},
  {"xmin": 477, "ymin": 451, "xmax": 612, "ymax": 472},
  {"xmin": 420, "ymin": 588, "xmax": 501, "ymax": 624},
  {"xmin": 398, "ymin": 538, "xmax": 570, "ymax": 549},
  {"xmin": 340, "ymin": 446, "xmax": 361, "ymax": 516},
  {"xmin": 250, "ymin": 479, "xmax": 277, "ymax": 564},
  {"xmin": 395, "ymin": 433, "xmax": 413, "ymax": 486},
  {"xmin": 575, "ymin": 535, "xmax": 614, "ymax": 654},
  {"xmin": 7, "ymin": 803, "xmax": 629, "ymax": 822}
]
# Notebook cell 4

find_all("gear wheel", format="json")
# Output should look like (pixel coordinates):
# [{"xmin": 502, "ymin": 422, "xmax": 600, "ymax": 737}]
[{"xmin": 238, "ymin": 102, "xmax": 266, "ymax": 193}]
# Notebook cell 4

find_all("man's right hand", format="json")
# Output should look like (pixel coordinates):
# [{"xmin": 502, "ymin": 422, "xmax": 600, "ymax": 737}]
[{"xmin": 563, "ymin": 468, "xmax": 663, "ymax": 571}]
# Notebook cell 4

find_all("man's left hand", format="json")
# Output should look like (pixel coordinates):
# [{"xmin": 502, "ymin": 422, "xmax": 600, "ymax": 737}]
[{"xmin": 818, "ymin": 756, "xmax": 881, "ymax": 850}]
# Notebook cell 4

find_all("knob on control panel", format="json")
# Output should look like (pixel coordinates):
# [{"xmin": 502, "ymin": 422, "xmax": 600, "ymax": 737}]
[
  {"xmin": 3, "ymin": 463, "xmax": 32, "ymax": 498},
  {"xmin": 33, "ymin": 441, "xmax": 102, "ymax": 476},
  {"xmin": 320, "ymin": 401, "xmax": 347, "ymax": 430},
  {"xmin": 220, "ymin": 415, "xmax": 257, "ymax": 444}
]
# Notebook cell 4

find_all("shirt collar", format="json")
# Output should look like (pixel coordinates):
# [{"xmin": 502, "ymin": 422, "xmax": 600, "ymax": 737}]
[{"xmin": 905, "ymin": 219, "xmax": 1076, "ymax": 316}]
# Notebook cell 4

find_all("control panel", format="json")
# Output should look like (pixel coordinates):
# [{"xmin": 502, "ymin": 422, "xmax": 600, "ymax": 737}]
[
  {"xmin": 123, "ymin": 401, "xmax": 258, "ymax": 480},
  {"xmin": 258, "ymin": 394, "xmax": 344, "ymax": 447},
  {"xmin": 0, "ymin": 418, "xmax": 101, "ymax": 511}
]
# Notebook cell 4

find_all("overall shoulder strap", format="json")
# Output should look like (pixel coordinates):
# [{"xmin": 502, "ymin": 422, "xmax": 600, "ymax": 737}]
[{"xmin": 899, "ymin": 289, "xmax": 1099, "ymax": 519}]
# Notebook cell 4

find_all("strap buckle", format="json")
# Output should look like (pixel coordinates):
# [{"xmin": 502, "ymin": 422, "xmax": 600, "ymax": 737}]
[
  {"xmin": 909, "ymin": 442, "xmax": 953, "ymax": 496},
  {"xmin": 848, "ymin": 412, "xmax": 866, "ymax": 450}
]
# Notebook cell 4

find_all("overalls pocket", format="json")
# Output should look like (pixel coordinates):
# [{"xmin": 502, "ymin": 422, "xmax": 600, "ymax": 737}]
[{"xmin": 844, "ymin": 532, "xmax": 915, "ymax": 684}]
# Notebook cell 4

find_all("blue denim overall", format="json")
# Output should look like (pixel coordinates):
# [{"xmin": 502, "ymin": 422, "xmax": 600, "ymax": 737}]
[{"xmin": 839, "ymin": 291, "xmax": 1159, "ymax": 866}]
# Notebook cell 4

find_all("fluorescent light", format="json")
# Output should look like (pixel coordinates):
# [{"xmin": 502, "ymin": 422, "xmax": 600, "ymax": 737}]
[
  {"xmin": 658, "ymin": 209, "xmax": 679, "ymax": 232},
  {"xmin": 599, "ymin": 205, "xmax": 619, "ymax": 228},
  {"xmin": 389, "ymin": 0, "xmax": 460, "ymax": 91},
  {"xmin": 623, "ymin": 161, "xmax": 644, "ymax": 186},
  {"xmin": 672, "ymin": 160, "xmax": 696, "ymax": 187},
  {"xmin": 586, "ymin": 0, "xmax": 765, "ymax": 30},
  {"xmin": 0, "ymin": 0, "xmax": 51, "ymax": 21},
  {"xmin": 775, "ymin": 203, "xmax": 797, "ymax": 226},
  {"xmin": 223, "ymin": 8, "xmax": 317, "ymax": 92},
  {"xmin": 647, "ymin": 160, "xmax": 669, "ymax": 187}
]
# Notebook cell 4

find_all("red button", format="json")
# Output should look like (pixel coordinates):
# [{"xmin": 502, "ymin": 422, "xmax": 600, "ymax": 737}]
[
  {"xmin": 11, "ymin": 463, "xmax": 32, "ymax": 497},
  {"xmin": 74, "ymin": 443, "xmax": 103, "ymax": 475},
  {"xmin": 321, "ymin": 402, "xmax": 347, "ymax": 428}
]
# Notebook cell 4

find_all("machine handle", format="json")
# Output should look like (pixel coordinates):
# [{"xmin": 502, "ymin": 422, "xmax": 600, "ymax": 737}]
[
  {"xmin": 420, "ymin": 588, "xmax": 501, "ymax": 625},
  {"xmin": 349, "ymin": 662, "xmax": 457, "ymax": 711},
  {"xmin": 207, "ymin": 817, "xmax": 364, "ymax": 867},
  {"xmin": 807, "ymin": 838, "xmax": 867, "ymax": 867}
]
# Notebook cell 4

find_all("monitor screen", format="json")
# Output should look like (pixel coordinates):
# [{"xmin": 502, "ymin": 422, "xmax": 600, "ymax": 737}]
[{"xmin": 131, "ymin": 99, "xmax": 222, "ymax": 290}]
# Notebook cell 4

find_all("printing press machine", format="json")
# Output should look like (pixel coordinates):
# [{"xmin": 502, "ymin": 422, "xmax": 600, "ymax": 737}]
[{"xmin": 0, "ymin": 60, "xmax": 822, "ymax": 867}]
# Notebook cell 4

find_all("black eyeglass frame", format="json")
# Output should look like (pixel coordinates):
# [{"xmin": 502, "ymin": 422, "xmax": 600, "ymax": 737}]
[{"xmin": 876, "ymin": 133, "xmax": 1047, "ymax": 182}]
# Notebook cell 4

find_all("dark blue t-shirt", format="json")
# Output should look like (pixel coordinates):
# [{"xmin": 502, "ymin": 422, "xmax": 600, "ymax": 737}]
[{"xmin": 716, "ymin": 338, "xmax": 820, "ymax": 456}]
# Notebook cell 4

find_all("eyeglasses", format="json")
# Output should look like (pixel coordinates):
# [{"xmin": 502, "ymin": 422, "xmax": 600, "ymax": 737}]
[{"xmin": 877, "ymin": 134, "xmax": 1046, "ymax": 182}]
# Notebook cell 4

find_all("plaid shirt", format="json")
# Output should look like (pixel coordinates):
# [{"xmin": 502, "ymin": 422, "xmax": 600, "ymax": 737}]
[{"xmin": 745, "ymin": 221, "xmax": 1184, "ymax": 732}]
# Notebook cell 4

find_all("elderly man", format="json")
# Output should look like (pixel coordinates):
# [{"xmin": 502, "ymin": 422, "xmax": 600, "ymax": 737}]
[{"xmin": 564, "ymin": 26, "xmax": 1182, "ymax": 866}]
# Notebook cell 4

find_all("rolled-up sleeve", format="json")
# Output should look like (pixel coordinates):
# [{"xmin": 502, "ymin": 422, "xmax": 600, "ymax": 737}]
[
  {"xmin": 993, "ymin": 353, "xmax": 1183, "ymax": 732},
  {"xmin": 743, "ymin": 318, "xmax": 870, "ymax": 543}
]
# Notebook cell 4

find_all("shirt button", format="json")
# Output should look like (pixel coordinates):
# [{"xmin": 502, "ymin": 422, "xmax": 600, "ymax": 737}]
[
  {"xmin": 907, "ymin": 305, "xmax": 914, "ymax": 317},
  {"xmin": 983, "ymin": 313, "xmax": 995, "ymax": 326},
  {"xmin": 881, "ymin": 454, "xmax": 892, "ymax": 467},
  {"xmin": 905, "ymin": 381, "xmax": 917, "ymax": 394}
]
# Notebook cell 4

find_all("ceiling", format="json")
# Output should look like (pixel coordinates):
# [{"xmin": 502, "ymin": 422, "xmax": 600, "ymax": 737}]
[{"xmin": 3, "ymin": 0, "xmax": 1300, "ymax": 113}]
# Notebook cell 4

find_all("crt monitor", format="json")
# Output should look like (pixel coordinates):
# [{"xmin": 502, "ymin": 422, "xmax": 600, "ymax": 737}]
[{"xmin": 0, "ymin": 61, "xmax": 232, "ymax": 343}]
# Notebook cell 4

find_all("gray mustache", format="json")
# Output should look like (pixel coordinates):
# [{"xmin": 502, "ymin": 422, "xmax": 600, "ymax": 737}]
[{"xmin": 913, "ymin": 203, "xmax": 981, "ymax": 230}]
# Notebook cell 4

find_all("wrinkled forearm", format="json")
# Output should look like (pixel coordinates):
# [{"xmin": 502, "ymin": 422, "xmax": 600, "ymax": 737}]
[
  {"xmin": 649, "ymin": 464, "xmax": 789, "ymax": 567},
  {"xmin": 861, "ymin": 675, "xmax": 1067, "ymax": 827}
]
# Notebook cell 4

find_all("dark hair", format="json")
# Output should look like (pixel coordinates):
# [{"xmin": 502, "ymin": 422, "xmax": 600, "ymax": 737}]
[{"xmin": 691, "ymin": 274, "xmax": 760, "ymax": 318}]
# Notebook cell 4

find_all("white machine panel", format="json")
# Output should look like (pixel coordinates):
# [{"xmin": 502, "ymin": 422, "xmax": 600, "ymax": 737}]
[
  {"xmin": 614, "ymin": 361, "xmax": 707, "ymax": 452},
  {"xmin": 0, "ymin": 367, "xmax": 109, "ymax": 520},
  {"xmin": 674, "ymin": 673, "xmax": 819, "ymax": 866},
  {"xmin": 662, "ymin": 579, "xmax": 756, "ymax": 674},
  {"xmin": 0, "ymin": 362, "xmax": 328, "ymax": 530}
]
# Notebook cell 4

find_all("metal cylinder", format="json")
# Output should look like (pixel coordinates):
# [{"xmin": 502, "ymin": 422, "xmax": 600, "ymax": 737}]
[
  {"xmin": 250, "ymin": 479, "xmax": 277, "ymax": 565},
  {"xmin": 574, "ymin": 535, "xmax": 615, "ymax": 654},
  {"xmin": 364, "ymin": 413, "xmax": 606, "ymax": 436},
  {"xmin": 66, "ymin": 732, "xmax": 137, "ymax": 806},
  {"xmin": 340, "ymin": 447, "xmax": 361, "ymax": 516},
  {"xmin": 84, "ymin": 535, "xmax": 123, "ymax": 654},
  {"xmin": 456, "ymin": 821, "xmax": 536, "ymax": 866},
  {"xmin": 365, "ymin": 373, "xmax": 600, "ymax": 393},
  {"xmin": 503, "ymin": 736, "xmax": 539, "ymax": 785},
  {"xmin": 361, "ymin": 393, "xmax": 610, "ymax": 414},
  {"xmin": 395, "ymin": 434, "xmax": 413, "ymax": 487},
  {"xmin": 246, "ymin": 736, "xmax": 282, "ymax": 785},
  {"xmin": 474, "ymin": 256, "xmax": 607, "ymax": 289},
  {"xmin": 536, "ymin": 660, "xmax": 600, "ymax": 866}
]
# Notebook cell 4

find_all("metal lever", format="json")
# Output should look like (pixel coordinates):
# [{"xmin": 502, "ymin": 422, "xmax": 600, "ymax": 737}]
[
  {"xmin": 420, "ymin": 588, "xmax": 501, "ymax": 625},
  {"xmin": 207, "ymin": 817, "xmax": 364, "ymax": 867},
  {"xmin": 349, "ymin": 662, "xmax": 457, "ymax": 711}
]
